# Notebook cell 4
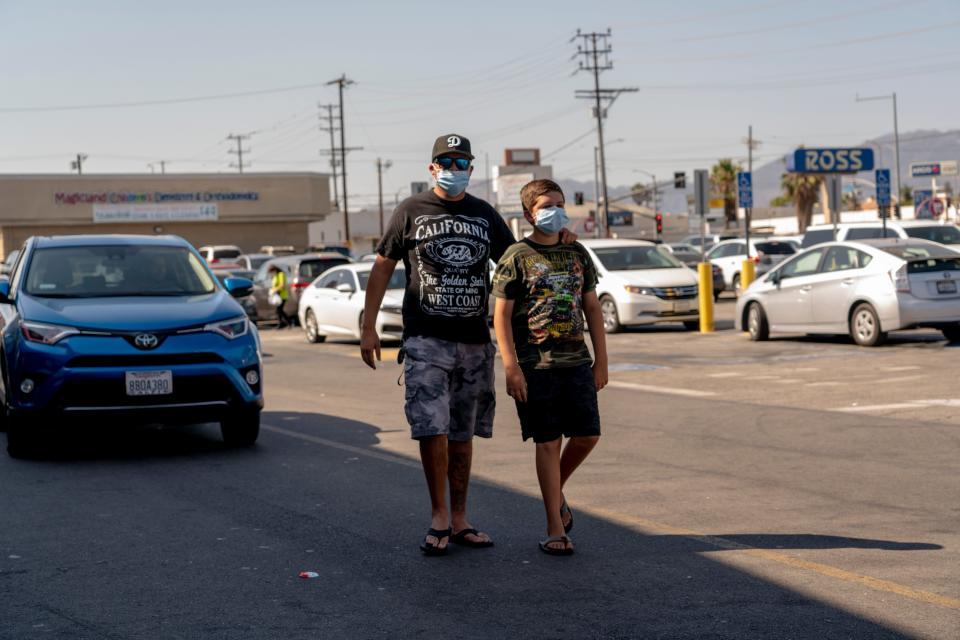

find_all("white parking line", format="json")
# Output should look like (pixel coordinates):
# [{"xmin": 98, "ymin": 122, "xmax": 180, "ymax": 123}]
[
  {"xmin": 607, "ymin": 381, "xmax": 716, "ymax": 398},
  {"xmin": 707, "ymin": 372, "xmax": 739, "ymax": 378},
  {"xmin": 835, "ymin": 399, "xmax": 960, "ymax": 412}
]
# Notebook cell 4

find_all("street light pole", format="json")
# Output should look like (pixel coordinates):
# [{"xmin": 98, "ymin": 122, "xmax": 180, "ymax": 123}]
[{"xmin": 856, "ymin": 92, "xmax": 902, "ymax": 219}]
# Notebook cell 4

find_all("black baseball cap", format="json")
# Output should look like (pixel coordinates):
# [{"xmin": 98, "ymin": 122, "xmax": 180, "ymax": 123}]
[{"xmin": 432, "ymin": 134, "xmax": 474, "ymax": 160}]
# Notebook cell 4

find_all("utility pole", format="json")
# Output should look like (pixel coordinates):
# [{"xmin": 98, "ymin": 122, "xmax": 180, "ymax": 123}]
[
  {"xmin": 148, "ymin": 161, "xmax": 168, "ymax": 174},
  {"xmin": 574, "ymin": 29, "xmax": 637, "ymax": 238},
  {"xmin": 227, "ymin": 133, "xmax": 251, "ymax": 173},
  {"xmin": 327, "ymin": 74, "xmax": 355, "ymax": 245},
  {"xmin": 593, "ymin": 146, "xmax": 601, "ymax": 237},
  {"xmin": 376, "ymin": 158, "xmax": 392, "ymax": 237},
  {"xmin": 318, "ymin": 104, "xmax": 341, "ymax": 211},
  {"xmin": 741, "ymin": 125, "xmax": 760, "ymax": 251},
  {"xmin": 856, "ymin": 92, "xmax": 902, "ymax": 219},
  {"xmin": 71, "ymin": 153, "xmax": 88, "ymax": 175}
]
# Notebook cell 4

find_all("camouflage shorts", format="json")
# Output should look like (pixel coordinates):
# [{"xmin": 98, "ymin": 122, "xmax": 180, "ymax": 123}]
[{"xmin": 402, "ymin": 336, "xmax": 496, "ymax": 441}]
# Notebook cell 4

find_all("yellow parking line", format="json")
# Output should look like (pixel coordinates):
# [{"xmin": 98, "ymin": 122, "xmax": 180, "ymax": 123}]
[{"xmin": 265, "ymin": 423, "xmax": 960, "ymax": 612}]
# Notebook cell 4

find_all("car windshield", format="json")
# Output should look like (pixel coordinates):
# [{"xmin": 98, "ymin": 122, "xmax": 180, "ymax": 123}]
[
  {"xmin": 248, "ymin": 256, "xmax": 271, "ymax": 269},
  {"xmin": 755, "ymin": 242, "xmax": 796, "ymax": 255},
  {"xmin": 357, "ymin": 269, "xmax": 406, "ymax": 291},
  {"xmin": 24, "ymin": 245, "xmax": 216, "ymax": 298},
  {"xmin": 591, "ymin": 245, "xmax": 683, "ymax": 270},
  {"xmin": 212, "ymin": 249, "xmax": 242, "ymax": 260},
  {"xmin": 904, "ymin": 225, "xmax": 960, "ymax": 245},
  {"xmin": 299, "ymin": 258, "xmax": 350, "ymax": 279},
  {"xmin": 802, "ymin": 229, "xmax": 834, "ymax": 247}
]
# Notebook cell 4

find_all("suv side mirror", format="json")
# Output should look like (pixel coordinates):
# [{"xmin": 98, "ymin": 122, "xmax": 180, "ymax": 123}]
[
  {"xmin": 0, "ymin": 280, "xmax": 10, "ymax": 302},
  {"xmin": 769, "ymin": 270, "xmax": 782, "ymax": 287},
  {"xmin": 224, "ymin": 277, "xmax": 254, "ymax": 298},
  {"xmin": 336, "ymin": 282, "xmax": 356, "ymax": 294}
]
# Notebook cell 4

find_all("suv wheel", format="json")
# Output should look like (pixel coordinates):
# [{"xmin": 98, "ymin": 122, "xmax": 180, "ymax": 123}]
[
  {"xmin": 6, "ymin": 414, "xmax": 32, "ymax": 459},
  {"xmin": 220, "ymin": 409, "xmax": 260, "ymax": 447},
  {"xmin": 941, "ymin": 324, "xmax": 960, "ymax": 344},
  {"xmin": 850, "ymin": 303, "xmax": 886, "ymax": 347}
]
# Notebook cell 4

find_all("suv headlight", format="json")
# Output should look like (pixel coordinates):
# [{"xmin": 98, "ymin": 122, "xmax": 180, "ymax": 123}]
[
  {"xmin": 624, "ymin": 286, "xmax": 654, "ymax": 296},
  {"xmin": 205, "ymin": 316, "xmax": 249, "ymax": 340},
  {"xmin": 21, "ymin": 321, "xmax": 79, "ymax": 345}
]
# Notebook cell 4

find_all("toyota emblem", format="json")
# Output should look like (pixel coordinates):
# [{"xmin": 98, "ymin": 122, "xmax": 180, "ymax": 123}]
[{"xmin": 134, "ymin": 333, "xmax": 159, "ymax": 350}]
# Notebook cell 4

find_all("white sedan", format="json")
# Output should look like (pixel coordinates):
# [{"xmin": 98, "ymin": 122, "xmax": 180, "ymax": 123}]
[
  {"xmin": 580, "ymin": 239, "xmax": 700, "ymax": 333},
  {"xmin": 297, "ymin": 263, "xmax": 406, "ymax": 343},
  {"xmin": 736, "ymin": 239, "xmax": 960, "ymax": 346}
]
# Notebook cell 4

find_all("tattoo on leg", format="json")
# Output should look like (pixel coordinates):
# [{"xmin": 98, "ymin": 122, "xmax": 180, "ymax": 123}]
[{"xmin": 448, "ymin": 450, "xmax": 471, "ymax": 514}]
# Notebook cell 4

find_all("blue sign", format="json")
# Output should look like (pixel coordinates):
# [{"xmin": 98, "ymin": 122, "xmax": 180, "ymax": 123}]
[
  {"xmin": 787, "ymin": 148, "xmax": 874, "ymax": 173},
  {"xmin": 606, "ymin": 210, "xmax": 633, "ymax": 227},
  {"xmin": 737, "ymin": 171, "xmax": 753, "ymax": 208},
  {"xmin": 875, "ymin": 169, "xmax": 891, "ymax": 207}
]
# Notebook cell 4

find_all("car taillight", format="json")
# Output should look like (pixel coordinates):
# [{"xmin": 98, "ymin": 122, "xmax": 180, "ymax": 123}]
[
  {"xmin": 752, "ymin": 255, "xmax": 761, "ymax": 264},
  {"xmin": 290, "ymin": 281, "xmax": 311, "ymax": 289},
  {"xmin": 890, "ymin": 265, "xmax": 910, "ymax": 292}
]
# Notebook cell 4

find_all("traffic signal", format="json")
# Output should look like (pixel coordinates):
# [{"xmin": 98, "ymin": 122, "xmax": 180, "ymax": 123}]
[
  {"xmin": 655, "ymin": 213, "xmax": 663, "ymax": 237},
  {"xmin": 674, "ymin": 172, "xmax": 686, "ymax": 189},
  {"xmin": 574, "ymin": 191, "xmax": 584, "ymax": 205}
]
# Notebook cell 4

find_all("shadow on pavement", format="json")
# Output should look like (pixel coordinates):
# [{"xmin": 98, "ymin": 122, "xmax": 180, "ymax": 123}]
[{"xmin": 1, "ymin": 410, "xmax": 939, "ymax": 639}]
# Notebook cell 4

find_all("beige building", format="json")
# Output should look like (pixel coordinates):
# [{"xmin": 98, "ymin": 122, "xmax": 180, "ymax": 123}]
[{"xmin": 0, "ymin": 173, "xmax": 331, "ymax": 258}]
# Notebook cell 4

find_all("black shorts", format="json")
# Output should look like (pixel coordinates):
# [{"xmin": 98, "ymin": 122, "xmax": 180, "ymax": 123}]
[{"xmin": 515, "ymin": 363, "xmax": 601, "ymax": 444}]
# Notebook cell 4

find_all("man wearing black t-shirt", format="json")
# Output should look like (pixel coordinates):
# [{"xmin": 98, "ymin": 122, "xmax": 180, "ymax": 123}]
[{"xmin": 361, "ymin": 133, "xmax": 514, "ymax": 555}]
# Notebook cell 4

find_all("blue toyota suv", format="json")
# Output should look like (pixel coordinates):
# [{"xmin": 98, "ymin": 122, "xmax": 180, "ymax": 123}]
[{"xmin": 1, "ymin": 235, "xmax": 263, "ymax": 457}]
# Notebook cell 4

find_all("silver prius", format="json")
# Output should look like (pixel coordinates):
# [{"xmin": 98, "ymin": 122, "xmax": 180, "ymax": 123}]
[{"xmin": 735, "ymin": 238, "xmax": 960, "ymax": 346}]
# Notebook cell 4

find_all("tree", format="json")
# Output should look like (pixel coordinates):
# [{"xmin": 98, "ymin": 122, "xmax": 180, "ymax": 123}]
[
  {"xmin": 779, "ymin": 173, "xmax": 823, "ymax": 232},
  {"xmin": 630, "ymin": 182, "xmax": 653, "ymax": 207},
  {"xmin": 710, "ymin": 158, "xmax": 742, "ymax": 228},
  {"xmin": 899, "ymin": 186, "xmax": 913, "ymax": 205},
  {"xmin": 842, "ymin": 188, "xmax": 861, "ymax": 211}
]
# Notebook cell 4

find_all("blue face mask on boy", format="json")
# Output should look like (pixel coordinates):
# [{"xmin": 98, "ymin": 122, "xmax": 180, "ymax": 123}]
[
  {"xmin": 435, "ymin": 169, "xmax": 470, "ymax": 196},
  {"xmin": 533, "ymin": 206, "xmax": 569, "ymax": 234}
]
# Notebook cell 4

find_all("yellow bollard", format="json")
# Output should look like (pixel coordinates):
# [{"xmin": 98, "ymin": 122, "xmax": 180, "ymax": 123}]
[
  {"xmin": 740, "ymin": 259, "xmax": 756, "ymax": 293},
  {"xmin": 697, "ymin": 262, "xmax": 714, "ymax": 333}
]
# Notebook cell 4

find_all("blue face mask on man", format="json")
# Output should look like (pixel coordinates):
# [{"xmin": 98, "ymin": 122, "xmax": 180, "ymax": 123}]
[
  {"xmin": 435, "ymin": 169, "xmax": 470, "ymax": 196},
  {"xmin": 533, "ymin": 206, "xmax": 569, "ymax": 234}
]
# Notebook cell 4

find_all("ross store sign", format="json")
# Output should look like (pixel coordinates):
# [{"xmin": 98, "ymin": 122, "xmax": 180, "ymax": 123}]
[
  {"xmin": 56, "ymin": 191, "xmax": 259, "ymax": 205},
  {"xmin": 93, "ymin": 203, "xmax": 218, "ymax": 223}
]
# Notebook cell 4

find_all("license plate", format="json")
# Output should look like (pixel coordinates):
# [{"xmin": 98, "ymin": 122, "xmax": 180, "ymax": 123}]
[
  {"xmin": 125, "ymin": 370, "xmax": 172, "ymax": 396},
  {"xmin": 937, "ymin": 280, "xmax": 957, "ymax": 294}
]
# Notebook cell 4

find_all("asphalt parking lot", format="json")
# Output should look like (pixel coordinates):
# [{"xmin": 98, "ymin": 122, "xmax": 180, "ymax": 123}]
[{"xmin": 2, "ymin": 298, "xmax": 958, "ymax": 638}]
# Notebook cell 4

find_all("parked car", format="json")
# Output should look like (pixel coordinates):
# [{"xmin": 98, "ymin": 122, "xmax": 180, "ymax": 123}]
[
  {"xmin": 304, "ymin": 244, "xmax": 352, "ymax": 258},
  {"xmin": 580, "ymin": 239, "xmax": 700, "ymax": 333},
  {"xmin": 237, "ymin": 253, "xmax": 273, "ymax": 271},
  {"xmin": 1, "ymin": 235, "xmax": 262, "ymax": 457},
  {"xmin": 801, "ymin": 221, "xmax": 960, "ymax": 248},
  {"xmin": 736, "ymin": 238, "xmax": 960, "ymax": 346},
  {"xmin": 680, "ymin": 233, "xmax": 739, "ymax": 252},
  {"xmin": 670, "ymin": 250, "xmax": 725, "ymax": 301},
  {"xmin": 0, "ymin": 249, "xmax": 20, "ymax": 277},
  {"xmin": 258, "ymin": 245, "xmax": 297, "ymax": 256},
  {"xmin": 197, "ymin": 244, "xmax": 243, "ymax": 265},
  {"xmin": 666, "ymin": 243, "xmax": 697, "ymax": 254},
  {"xmin": 213, "ymin": 268, "xmax": 258, "ymax": 322},
  {"xmin": 252, "ymin": 253, "xmax": 352, "ymax": 324},
  {"xmin": 298, "ymin": 263, "xmax": 407, "ymax": 343},
  {"xmin": 706, "ymin": 239, "xmax": 796, "ymax": 294}
]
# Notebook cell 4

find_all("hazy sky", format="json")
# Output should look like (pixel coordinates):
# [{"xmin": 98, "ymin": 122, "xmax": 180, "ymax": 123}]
[{"xmin": 1, "ymin": 0, "xmax": 957, "ymax": 208}]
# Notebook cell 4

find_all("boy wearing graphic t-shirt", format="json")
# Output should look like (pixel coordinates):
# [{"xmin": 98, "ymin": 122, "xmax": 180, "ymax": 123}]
[{"xmin": 491, "ymin": 179, "xmax": 608, "ymax": 556}]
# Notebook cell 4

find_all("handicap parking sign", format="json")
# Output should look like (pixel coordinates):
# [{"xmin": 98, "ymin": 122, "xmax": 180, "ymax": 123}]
[
  {"xmin": 875, "ymin": 169, "xmax": 891, "ymax": 207},
  {"xmin": 737, "ymin": 172, "xmax": 752, "ymax": 208}
]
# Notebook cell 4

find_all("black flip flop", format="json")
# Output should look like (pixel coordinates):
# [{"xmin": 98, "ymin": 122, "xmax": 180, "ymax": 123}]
[
  {"xmin": 420, "ymin": 527, "xmax": 451, "ymax": 556},
  {"xmin": 560, "ymin": 497, "xmax": 574, "ymax": 534},
  {"xmin": 450, "ymin": 528, "xmax": 494, "ymax": 548},
  {"xmin": 539, "ymin": 535, "xmax": 574, "ymax": 556}
]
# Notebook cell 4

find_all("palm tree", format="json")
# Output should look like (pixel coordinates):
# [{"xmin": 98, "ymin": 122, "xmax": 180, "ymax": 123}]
[
  {"xmin": 710, "ymin": 159, "xmax": 742, "ymax": 228},
  {"xmin": 780, "ymin": 173, "xmax": 823, "ymax": 232}
]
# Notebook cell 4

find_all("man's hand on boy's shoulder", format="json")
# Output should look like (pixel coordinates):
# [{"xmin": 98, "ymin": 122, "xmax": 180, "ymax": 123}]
[
  {"xmin": 559, "ymin": 228, "xmax": 579, "ymax": 245},
  {"xmin": 593, "ymin": 358, "xmax": 608, "ymax": 391}
]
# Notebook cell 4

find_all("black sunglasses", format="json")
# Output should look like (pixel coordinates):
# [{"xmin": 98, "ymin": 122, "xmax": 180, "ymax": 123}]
[{"xmin": 434, "ymin": 156, "xmax": 471, "ymax": 171}]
